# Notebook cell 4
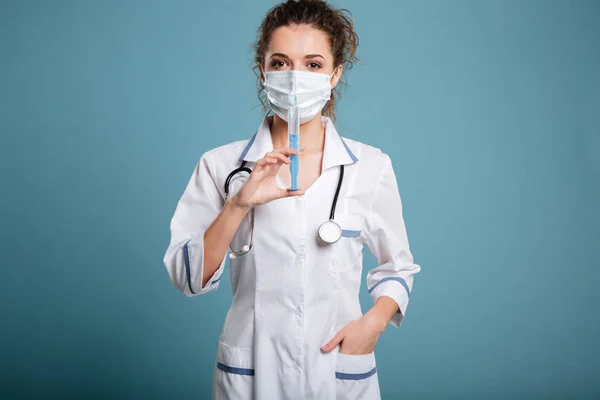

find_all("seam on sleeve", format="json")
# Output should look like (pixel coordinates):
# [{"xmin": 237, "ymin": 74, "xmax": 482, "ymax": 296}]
[
  {"xmin": 209, "ymin": 152, "xmax": 227, "ymax": 206},
  {"xmin": 201, "ymin": 153, "xmax": 224, "ymax": 211},
  {"xmin": 363, "ymin": 153, "xmax": 392, "ymax": 236},
  {"xmin": 184, "ymin": 153, "xmax": 225, "ymax": 295}
]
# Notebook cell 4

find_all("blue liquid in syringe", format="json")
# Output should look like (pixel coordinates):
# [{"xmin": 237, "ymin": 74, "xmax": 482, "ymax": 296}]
[
  {"xmin": 288, "ymin": 97, "xmax": 300, "ymax": 191},
  {"xmin": 289, "ymin": 133, "xmax": 299, "ymax": 190}
]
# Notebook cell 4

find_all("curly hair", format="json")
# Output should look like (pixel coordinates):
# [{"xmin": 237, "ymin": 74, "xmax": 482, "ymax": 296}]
[{"xmin": 252, "ymin": 0, "xmax": 359, "ymax": 122}]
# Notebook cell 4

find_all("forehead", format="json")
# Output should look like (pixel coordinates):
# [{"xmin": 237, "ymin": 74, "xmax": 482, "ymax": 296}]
[{"xmin": 267, "ymin": 24, "xmax": 332, "ymax": 58}]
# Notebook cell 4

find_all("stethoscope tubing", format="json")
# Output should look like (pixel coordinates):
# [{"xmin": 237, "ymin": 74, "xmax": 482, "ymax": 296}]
[{"xmin": 224, "ymin": 159, "xmax": 344, "ymax": 257}]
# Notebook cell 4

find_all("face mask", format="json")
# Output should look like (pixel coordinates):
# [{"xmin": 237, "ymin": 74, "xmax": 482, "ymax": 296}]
[{"xmin": 261, "ymin": 68, "xmax": 337, "ymax": 124}]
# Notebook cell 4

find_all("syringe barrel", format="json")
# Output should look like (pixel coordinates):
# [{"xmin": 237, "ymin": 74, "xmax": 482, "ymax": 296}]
[{"xmin": 288, "ymin": 103, "xmax": 300, "ymax": 190}]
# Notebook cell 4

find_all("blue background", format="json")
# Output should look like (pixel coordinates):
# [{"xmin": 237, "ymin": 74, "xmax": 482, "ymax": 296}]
[{"xmin": 1, "ymin": 0, "xmax": 599, "ymax": 398}]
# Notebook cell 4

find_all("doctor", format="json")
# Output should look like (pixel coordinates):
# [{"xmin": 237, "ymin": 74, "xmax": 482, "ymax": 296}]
[{"xmin": 163, "ymin": 1, "xmax": 421, "ymax": 399}]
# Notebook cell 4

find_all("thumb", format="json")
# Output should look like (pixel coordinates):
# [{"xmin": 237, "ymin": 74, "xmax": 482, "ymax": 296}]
[
  {"xmin": 277, "ymin": 187, "xmax": 305, "ymax": 199},
  {"xmin": 321, "ymin": 330, "xmax": 345, "ymax": 353}
]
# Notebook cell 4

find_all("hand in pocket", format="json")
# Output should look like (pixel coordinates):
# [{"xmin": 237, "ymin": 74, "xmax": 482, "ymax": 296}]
[{"xmin": 321, "ymin": 314, "xmax": 386, "ymax": 355}]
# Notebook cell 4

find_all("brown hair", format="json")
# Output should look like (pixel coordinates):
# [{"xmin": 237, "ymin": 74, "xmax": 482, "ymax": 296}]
[{"xmin": 252, "ymin": 0, "xmax": 359, "ymax": 122}]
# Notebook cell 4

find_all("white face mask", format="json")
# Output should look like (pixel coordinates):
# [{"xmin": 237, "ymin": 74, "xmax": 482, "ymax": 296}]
[{"xmin": 261, "ymin": 68, "xmax": 337, "ymax": 124}]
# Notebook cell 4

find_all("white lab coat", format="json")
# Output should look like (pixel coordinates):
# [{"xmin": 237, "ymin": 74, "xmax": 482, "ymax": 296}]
[{"xmin": 163, "ymin": 116, "xmax": 421, "ymax": 400}]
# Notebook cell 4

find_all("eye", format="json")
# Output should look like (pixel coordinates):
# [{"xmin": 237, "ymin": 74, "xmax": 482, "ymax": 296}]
[
  {"xmin": 308, "ymin": 62, "xmax": 321, "ymax": 69},
  {"xmin": 271, "ymin": 60, "xmax": 287, "ymax": 69}
]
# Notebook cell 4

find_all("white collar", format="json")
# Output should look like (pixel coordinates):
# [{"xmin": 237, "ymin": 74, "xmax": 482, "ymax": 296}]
[{"xmin": 239, "ymin": 116, "xmax": 358, "ymax": 171}]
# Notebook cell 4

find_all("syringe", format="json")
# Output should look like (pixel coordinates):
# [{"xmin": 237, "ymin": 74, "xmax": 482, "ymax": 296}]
[{"xmin": 288, "ymin": 96, "xmax": 300, "ymax": 190}]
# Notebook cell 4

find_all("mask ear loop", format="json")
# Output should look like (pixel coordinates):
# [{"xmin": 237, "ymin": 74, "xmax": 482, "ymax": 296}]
[
  {"xmin": 258, "ymin": 63, "xmax": 266, "ymax": 85},
  {"xmin": 329, "ymin": 68, "xmax": 337, "ymax": 79},
  {"xmin": 329, "ymin": 66, "xmax": 340, "ymax": 85}
]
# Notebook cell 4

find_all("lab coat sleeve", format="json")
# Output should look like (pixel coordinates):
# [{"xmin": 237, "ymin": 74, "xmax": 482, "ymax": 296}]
[
  {"xmin": 364, "ymin": 154, "xmax": 421, "ymax": 328},
  {"xmin": 162, "ymin": 152, "xmax": 227, "ymax": 296}
]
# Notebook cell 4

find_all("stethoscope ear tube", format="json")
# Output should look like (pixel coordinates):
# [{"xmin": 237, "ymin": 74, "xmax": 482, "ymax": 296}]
[
  {"xmin": 225, "ymin": 160, "xmax": 255, "ymax": 258},
  {"xmin": 225, "ymin": 160, "xmax": 252, "ymax": 198},
  {"xmin": 228, "ymin": 208, "xmax": 254, "ymax": 259},
  {"xmin": 329, "ymin": 164, "xmax": 344, "ymax": 221}
]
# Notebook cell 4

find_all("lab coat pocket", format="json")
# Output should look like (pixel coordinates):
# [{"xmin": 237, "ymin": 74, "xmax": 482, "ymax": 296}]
[
  {"xmin": 329, "ymin": 213, "xmax": 364, "ymax": 273},
  {"xmin": 335, "ymin": 351, "xmax": 381, "ymax": 400},
  {"xmin": 213, "ymin": 341, "xmax": 254, "ymax": 400}
]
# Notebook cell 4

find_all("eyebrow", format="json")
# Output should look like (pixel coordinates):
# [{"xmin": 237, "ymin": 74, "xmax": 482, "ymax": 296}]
[
  {"xmin": 269, "ymin": 53, "xmax": 326, "ymax": 61},
  {"xmin": 270, "ymin": 53, "xmax": 290, "ymax": 60}
]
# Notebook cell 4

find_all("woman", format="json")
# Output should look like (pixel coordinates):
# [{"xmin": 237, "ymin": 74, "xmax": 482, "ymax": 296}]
[{"xmin": 163, "ymin": 1, "xmax": 421, "ymax": 399}]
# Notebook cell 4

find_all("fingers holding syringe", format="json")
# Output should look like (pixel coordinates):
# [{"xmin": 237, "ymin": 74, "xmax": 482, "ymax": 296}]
[
  {"xmin": 262, "ymin": 152, "xmax": 291, "ymax": 166},
  {"xmin": 257, "ymin": 145, "xmax": 305, "ymax": 175},
  {"xmin": 282, "ymin": 187, "xmax": 305, "ymax": 197},
  {"xmin": 254, "ymin": 156, "xmax": 287, "ymax": 178},
  {"xmin": 268, "ymin": 145, "xmax": 306, "ymax": 158}
]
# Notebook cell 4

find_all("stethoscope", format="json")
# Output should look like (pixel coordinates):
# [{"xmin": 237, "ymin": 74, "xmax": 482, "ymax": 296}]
[{"xmin": 224, "ymin": 159, "xmax": 345, "ymax": 259}]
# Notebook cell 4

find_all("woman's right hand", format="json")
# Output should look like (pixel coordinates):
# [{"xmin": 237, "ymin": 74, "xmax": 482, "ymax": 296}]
[{"xmin": 231, "ymin": 146, "xmax": 305, "ymax": 210}]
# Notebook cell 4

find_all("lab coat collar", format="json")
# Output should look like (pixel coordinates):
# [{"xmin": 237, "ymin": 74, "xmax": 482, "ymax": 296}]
[{"xmin": 239, "ymin": 116, "xmax": 358, "ymax": 171}]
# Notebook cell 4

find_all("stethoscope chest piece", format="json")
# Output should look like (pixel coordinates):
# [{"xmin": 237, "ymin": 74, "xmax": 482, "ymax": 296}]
[{"xmin": 318, "ymin": 219, "xmax": 342, "ymax": 244}]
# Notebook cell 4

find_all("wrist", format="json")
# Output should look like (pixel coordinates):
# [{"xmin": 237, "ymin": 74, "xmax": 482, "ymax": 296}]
[
  {"xmin": 226, "ymin": 195, "xmax": 252, "ymax": 216},
  {"xmin": 365, "ymin": 296, "xmax": 400, "ymax": 333},
  {"xmin": 363, "ymin": 310, "xmax": 388, "ymax": 334}
]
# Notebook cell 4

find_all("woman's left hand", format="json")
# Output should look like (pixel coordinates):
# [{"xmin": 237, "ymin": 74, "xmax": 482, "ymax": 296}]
[{"xmin": 320, "ymin": 313, "xmax": 387, "ymax": 355}]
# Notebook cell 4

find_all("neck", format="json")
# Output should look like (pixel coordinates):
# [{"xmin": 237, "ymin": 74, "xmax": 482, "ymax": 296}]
[{"xmin": 270, "ymin": 114, "xmax": 326, "ymax": 151}]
